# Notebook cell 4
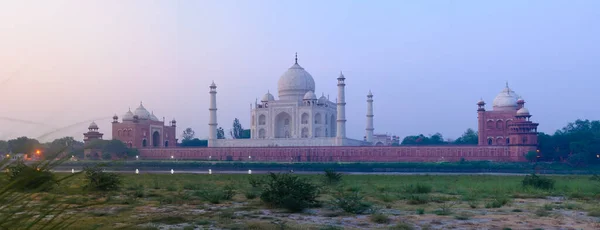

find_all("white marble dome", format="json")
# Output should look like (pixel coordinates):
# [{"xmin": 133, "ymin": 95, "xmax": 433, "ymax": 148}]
[
  {"xmin": 318, "ymin": 94, "xmax": 328, "ymax": 104},
  {"xmin": 149, "ymin": 111, "xmax": 159, "ymax": 121},
  {"xmin": 492, "ymin": 84, "xmax": 520, "ymax": 111},
  {"xmin": 261, "ymin": 91, "xmax": 275, "ymax": 102},
  {"xmin": 122, "ymin": 109, "xmax": 134, "ymax": 121},
  {"xmin": 517, "ymin": 107, "xmax": 530, "ymax": 116},
  {"xmin": 277, "ymin": 59, "xmax": 316, "ymax": 101},
  {"xmin": 303, "ymin": 91, "xmax": 317, "ymax": 100},
  {"xmin": 134, "ymin": 103, "xmax": 151, "ymax": 120}
]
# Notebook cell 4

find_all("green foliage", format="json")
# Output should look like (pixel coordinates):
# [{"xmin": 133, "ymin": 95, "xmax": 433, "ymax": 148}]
[
  {"xmin": 0, "ymin": 156, "xmax": 94, "ymax": 230},
  {"xmin": 323, "ymin": 169, "xmax": 343, "ymax": 185},
  {"xmin": 390, "ymin": 222, "xmax": 414, "ymax": 230},
  {"xmin": 180, "ymin": 138, "xmax": 208, "ymax": 147},
  {"xmin": 230, "ymin": 118, "xmax": 246, "ymax": 139},
  {"xmin": 102, "ymin": 152, "xmax": 112, "ymax": 160},
  {"xmin": 525, "ymin": 151, "xmax": 538, "ymax": 163},
  {"xmin": 7, "ymin": 136, "xmax": 42, "ymax": 155},
  {"xmin": 522, "ymin": 174, "xmax": 555, "ymax": 190},
  {"xmin": 195, "ymin": 187, "xmax": 234, "ymax": 204},
  {"xmin": 416, "ymin": 208, "xmax": 425, "ymax": 214},
  {"xmin": 217, "ymin": 127, "xmax": 225, "ymax": 139},
  {"xmin": 453, "ymin": 128, "xmax": 478, "ymax": 145},
  {"xmin": 182, "ymin": 127, "xmax": 195, "ymax": 141},
  {"xmin": 485, "ymin": 197, "xmax": 511, "ymax": 208},
  {"xmin": 83, "ymin": 165, "xmax": 122, "ymax": 191},
  {"xmin": 407, "ymin": 194, "xmax": 430, "ymax": 205},
  {"xmin": 5, "ymin": 160, "xmax": 58, "ymax": 192},
  {"xmin": 405, "ymin": 183, "xmax": 432, "ymax": 194},
  {"xmin": 401, "ymin": 133, "xmax": 446, "ymax": 145},
  {"xmin": 258, "ymin": 173, "xmax": 320, "ymax": 212},
  {"xmin": 330, "ymin": 190, "xmax": 373, "ymax": 214}
]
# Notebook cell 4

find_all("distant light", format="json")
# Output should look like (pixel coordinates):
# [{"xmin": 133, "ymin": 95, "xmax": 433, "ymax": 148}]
[
  {"xmin": 136, "ymin": 155, "xmax": 139, "ymax": 159},
  {"xmin": 248, "ymin": 170, "xmax": 252, "ymax": 175},
  {"xmin": 170, "ymin": 155, "xmax": 174, "ymax": 159},
  {"xmin": 36, "ymin": 150, "xmax": 41, "ymax": 155},
  {"xmin": 209, "ymin": 169, "xmax": 212, "ymax": 174},
  {"xmin": 170, "ymin": 169, "xmax": 174, "ymax": 174}
]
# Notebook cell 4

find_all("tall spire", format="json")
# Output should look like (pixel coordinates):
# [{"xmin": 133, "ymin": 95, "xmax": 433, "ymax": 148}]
[
  {"xmin": 295, "ymin": 52, "xmax": 298, "ymax": 64},
  {"xmin": 505, "ymin": 81, "xmax": 509, "ymax": 89}
]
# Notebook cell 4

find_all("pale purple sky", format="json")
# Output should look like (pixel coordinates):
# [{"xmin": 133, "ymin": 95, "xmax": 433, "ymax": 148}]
[{"xmin": 0, "ymin": 0, "xmax": 599, "ymax": 142}]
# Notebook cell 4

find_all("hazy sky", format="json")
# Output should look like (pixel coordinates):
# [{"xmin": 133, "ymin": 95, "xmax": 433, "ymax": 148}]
[{"xmin": 1, "ymin": 0, "xmax": 599, "ymax": 142}]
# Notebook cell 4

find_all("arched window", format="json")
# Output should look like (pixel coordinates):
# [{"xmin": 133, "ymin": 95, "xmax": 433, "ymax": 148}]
[
  {"xmin": 301, "ymin": 127, "xmax": 309, "ymax": 138},
  {"xmin": 142, "ymin": 139, "xmax": 147, "ymax": 147},
  {"xmin": 118, "ymin": 130, "xmax": 122, "ymax": 137},
  {"xmin": 486, "ymin": 120, "xmax": 494, "ymax": 129},
  {"xmin": 496, "ymin": 120, "xmax": 503, "ymax": 130},
  {"xmin": 522, "ymin": 137, "xmax": 528, "ymax": 144},
  {"xmin": 315, "ymin": 113, "xmax": 322, "ymax": 124},
  {"xmin": 301, "ymin": 113, "xmax": 309, "ymax": 124},
  {"xmin": 165, "ymin": 141, "xmax": 169, "ymax": 147},
  {"xmin": 258, "ymin": 115, "xmax": 266, "ymax": 125},
  {"xmin": 258, "ymin": 129, "xmax": 266, "ymax": 139},
  {"xmin": 487, "ymin": 138, "xmax": 492, "ymax": 145},
  {"xmin": 506, "ymin": 138, "xmax": 510, "ymax": 144},
  {"xmin": 284, "ymin": 119, "xmax": 289, "ymax": 126}
]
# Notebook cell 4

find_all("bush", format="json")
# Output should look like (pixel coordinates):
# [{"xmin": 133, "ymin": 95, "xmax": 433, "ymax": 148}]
[
  {"xmin": 369, "ymin": 213, "xmax": 390, "ymax": 224},
  {"xmin": 485, "ymin": 197, "xmax": 511, "ymax": 208},
  {"xmin": 522, "ymin": 174, "xmax": 555, "ymax": 190},
  {"xmin": 83, "ymin": 166, "xmax": 122, "ymax": 191},
  {"xmin": 195, "ymin": 186, "xmax": 235, "ymax": 204},
  {"xmin": 407, "ymin": 194, "xmax": 430, "ymax": 205},
  {"xmin": 259, "ymin": 173, "xmax": 320, "ymax": 212},
  {"xmin": 5, "ymin": 160, "xmax": 57, "ymax": 192},
  {"xmin": 330, "ymin": 190, "xmax": 373, "ymax": 214},
  {"xmin": 405, "ymin": 183, "xmax": 432, "ymax": 194},
  {"xmin": 323, "ymin": 169, "xmax": 343, "ymax": 185}
]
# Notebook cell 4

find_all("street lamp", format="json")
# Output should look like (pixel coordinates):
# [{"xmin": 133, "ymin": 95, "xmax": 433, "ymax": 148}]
[{"xmin": 170, "ymin": 155, "xmax": 174, "ymax": 159}]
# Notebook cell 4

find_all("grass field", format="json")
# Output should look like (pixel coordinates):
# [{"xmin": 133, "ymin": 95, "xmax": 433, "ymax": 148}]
[{"xmin": 4, "ymin": 172, "xmax": 600, "ymax": 229}]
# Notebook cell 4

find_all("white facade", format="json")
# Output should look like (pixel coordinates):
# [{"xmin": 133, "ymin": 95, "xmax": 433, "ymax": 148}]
[{"xmin": 208, "ymin": 54, "xmax": 372, "ymax": 147}]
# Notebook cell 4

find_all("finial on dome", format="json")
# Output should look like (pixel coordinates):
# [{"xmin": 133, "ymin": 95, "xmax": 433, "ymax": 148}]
[
  {"xmin": 295, "ymin": 52, "xmax": 298, "ymax": 64},
  {"xmin": 505, "ymin": 81, "xmax": 509, "ymax": 88}
]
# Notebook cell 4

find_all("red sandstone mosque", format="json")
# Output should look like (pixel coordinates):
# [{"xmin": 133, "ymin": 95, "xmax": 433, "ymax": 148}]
[{"xmin": 88, "ymin": 56, "xmax": 539, "ymax": 162}]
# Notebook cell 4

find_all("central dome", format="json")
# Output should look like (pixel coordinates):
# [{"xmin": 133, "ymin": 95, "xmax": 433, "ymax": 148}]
[
  {"xmin": 277, "ymin": 55, "xmax": 316, "ymax": 101},
  {"xmin": 492, "ymin": 83, "xmax": 520, "ymax": 111}
]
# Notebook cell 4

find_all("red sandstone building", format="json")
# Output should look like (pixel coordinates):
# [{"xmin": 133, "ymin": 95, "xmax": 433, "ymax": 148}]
[
  {"xmin": 120, "ymin": 84, "xmax": 539, "ymax": 162},
  {"xmin": 111, "ymin": 103, "xmax": 177, "ymax": 149}
]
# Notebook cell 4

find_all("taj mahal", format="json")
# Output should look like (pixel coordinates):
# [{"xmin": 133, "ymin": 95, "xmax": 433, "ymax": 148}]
[{"xmin": 207, "ymin": 54, "xmax": 373, "ymax": 147}]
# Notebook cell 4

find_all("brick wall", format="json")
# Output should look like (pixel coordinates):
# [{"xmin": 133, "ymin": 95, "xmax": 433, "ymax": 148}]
[{"xmin": 139, "ymin": 145, "xmax": 527, "ymax": 162}]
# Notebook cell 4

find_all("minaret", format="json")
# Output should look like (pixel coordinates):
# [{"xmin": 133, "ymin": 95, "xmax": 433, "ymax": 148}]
[
  {"xmin": 366, "ymin": 90, "xmax": 374, "ymax": 143},
  {"xmin": 336, "ymin": 71, "xmax": 346, "ymax": 144},
  {"xmin": 477, "ymin": 98, "xmax": 486, "ymax": 145},
  {"xmin": 208, "ymin": 81, "xmax": 218, "ymax": 147}
]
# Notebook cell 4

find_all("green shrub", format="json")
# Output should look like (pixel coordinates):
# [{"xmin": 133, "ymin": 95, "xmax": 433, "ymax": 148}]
[
  {"xmin": 407, "ymin": 194, "xmax": 430, "ymax": 205},
  {"xmin": 485, "ymin": 197, "xmax": 511, "ymax": 208},
  {"xmin": 405, "ymin": 183, "xmax": 432, "ymax": 194},
  {"xmin": 245, "ymin": 190, "xmax": 258, "ymax": 200},
  {"xmin": 259, "ymin": 173, "xmax": 320, "ymax": 212},
  {"xmin": 83, "ymin": 166, "xmax": 121, "ymax": 191},
  {"xmin": 416, "ymin": 208, "xmax": 425, "ymax": 215},
  {"xmin": 5, "ymin": 160, "xmax": 57, "ymax": 192},
  {"xmin": 323, "ymin": 169, "xmax": 343, "ymax": 185},
  {"xmin": 587, "ymin": 209, "xmax": 600, "ymax": 217},
  {"xmin": 522, "ymin": 174, "xmax": 555, "ymax": 190},
  {"xmin": 330, "ymin": 190, "xmax": 373, "ymax": 214},
  {"xmin": 195, "ymin": 186, "xmax": 235, "ymax": 204},
  {"xmin": 390, "ymin": 222, "xmax": 414, "ymax": 230},
  {"xmin": 370, "ymin": 213, "xmax": 390, "ymax": 224}
]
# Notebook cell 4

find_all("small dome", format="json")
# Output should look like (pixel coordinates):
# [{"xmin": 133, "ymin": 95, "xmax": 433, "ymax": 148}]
[
  {"xmin": 112, "ymin": 114, "xmax": 118, "ymax": 120},
  {"xmin": 134, "ymin": 102, "xmax": 151, "ymax": 120},
  {"xmin": 88, "ymin": 121, "xmax": 98, "ymax": 130},
  {"xmin": 122, "ymin": 109, "xmax": 134, "ymax": 121},
  {"xmin": 261, "ymin": 91, "xmax": 275, "ymax": 102},
  {"xmin": 492, "ymin": 83, "xmax": 520, "ymax": 111},
  {"xmin": 318, "ymin": 93, "xmax": 328, "ymax": 104},
  {"xmin": 517, "ymin": 107, "xmax": 530, "ymax": 116},
  {"xmin": 277, "ymin": 54, "xmax": 316, "ymax": 101},
  {"xmin": 517, "ymin": 97, "xmax": 525, "ymax": 104},
  {"xmin": 171, "ymin": 118, "xmax": 176, "ymax": 123},
  {"xmin": 303, "ymin": 91, "xmax": 317, "ymax": 100},
  {"xmin": 149, "ymin": 111, "xmax": 159, "ymax": 121},
  {"xmin": 477, "ymin": 99, "xmax": 485, "ymax": 106}
]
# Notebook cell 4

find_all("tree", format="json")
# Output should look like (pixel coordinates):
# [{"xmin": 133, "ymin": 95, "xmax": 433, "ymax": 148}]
[
  {"xmin": 181, "ymin": 138, "xmax": 208, "ymax": 147},
  {"xmin": 525, "ymin": 151, "xmax": 538, "ymax": 163},
  {"xmin": 454, "ymin": 128, "xmax": 478, "ymax": 145},
  {"xmin": 182, "ymin": 127, "xmax": 195, "ymax": 141},
  {"xmin": 230, "ymin": 118, "xmax": 244, "ymax": 139},
  {"xmin": 401, "ymin": 134, "xmax": 447, "ymax": 145},
  {"xmin": 217, "ymin": 127, "xmax": 225, "ymax": 139},
  {"xmin": 241, "ymin": 129, "xmax": 251, "ymax": 139},
  {"xmin": 0, "ymin": 140, "xmax": 8, "ymax": 153},
  {"xmin": 8, "ymin": 137, "xmax": 41, "ymax": 156},
  {"xmin": 102, "ymin": 140, "xmax": 129, "ymax": 158},
  {"xmin": 45, "ymin": 136, "xmax": 84, "ymax": 159}
]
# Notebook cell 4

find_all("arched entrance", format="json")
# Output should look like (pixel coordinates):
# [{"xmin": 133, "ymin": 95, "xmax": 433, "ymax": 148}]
[
  {"xmin": 142, "ymin": 139, "xmax": 147, "ymax": 147},
  {"xmin": 152, "ymin": 131, "xmax": 160, "ymax": 147},
  {"xmin": 275, "ymin": 112, "xmax": 292, "ymax": 138},
  {"xmin": 330, "ymin": 115, "xmax": 336, "ymax": 137}
]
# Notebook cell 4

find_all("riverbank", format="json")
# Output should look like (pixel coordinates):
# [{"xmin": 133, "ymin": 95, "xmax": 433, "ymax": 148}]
[{"xmin": 55, "ymin": 160, "xmax": 600, "ymax": 174}]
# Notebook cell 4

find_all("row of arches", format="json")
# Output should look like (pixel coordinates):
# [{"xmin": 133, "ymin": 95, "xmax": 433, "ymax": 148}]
[
  {"xmin": 117, "ymin": 129, "xmax": 133, "ymax": 137},
  {"xmin": 486, "ymin": 119, "xmax": 514, "ymax": 130},
  {"xmin": 486, "ymin": 136, "xmax": 529, "ymax": 145}
]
